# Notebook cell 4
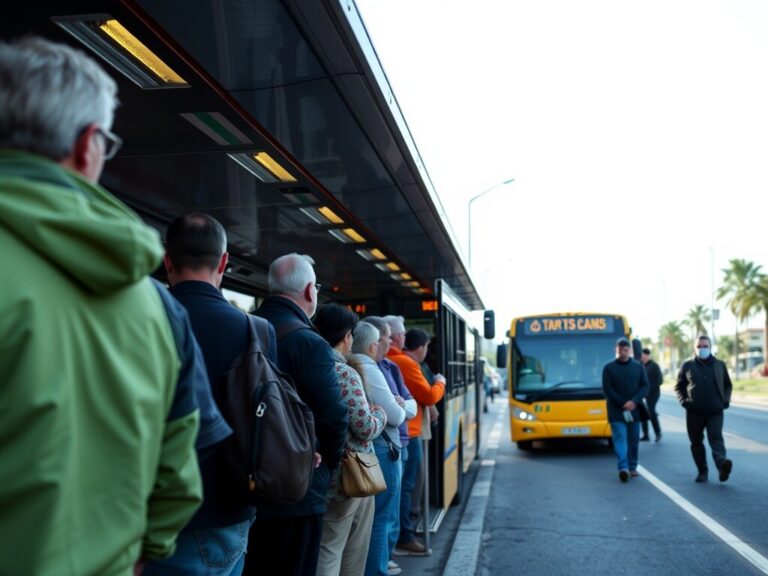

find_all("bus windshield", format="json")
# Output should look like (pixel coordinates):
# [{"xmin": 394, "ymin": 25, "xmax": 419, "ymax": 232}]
[{"xmin": 514, "ymin": 335, "xmax": 618, "ymax": 393}]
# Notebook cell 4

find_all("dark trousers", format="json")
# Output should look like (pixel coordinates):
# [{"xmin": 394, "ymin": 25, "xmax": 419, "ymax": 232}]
[
  {"xmin": 685, "ymin": 411, "xmax": 727, "ymax": 473},
  {"xmin": 244, "ymin": 513, "xmax": 323, "ymax": 576},
  {"xmin": 641, "ymin": 390, "xmax": 662, "ymax": 438}
]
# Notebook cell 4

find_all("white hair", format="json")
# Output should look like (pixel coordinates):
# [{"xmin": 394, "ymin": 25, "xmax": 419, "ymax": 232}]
[
  {"xmin": 268, "ymin": 253, "xmax": 316, "ymax": 295},
  {"xmin": 0, "ymin": 37, "xmax": 118, "ymax": 160},
  {"xmin": 382, "ymin": 315, "xmax": 405, "ymax": 335},
  {"xmin": 351, "ymin": 322, "xmax": 380, "ymax": 355}
]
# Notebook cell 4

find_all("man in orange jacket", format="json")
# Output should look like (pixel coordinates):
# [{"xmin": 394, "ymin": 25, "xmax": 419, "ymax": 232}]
[{"xmin": 385, "ymin": 323, "xmax": 446, "ymax": 556}]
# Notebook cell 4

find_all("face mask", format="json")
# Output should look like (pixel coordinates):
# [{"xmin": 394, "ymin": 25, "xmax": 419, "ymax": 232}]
[{"xmin": 696, "ymin": 347, "xmax": 711, "ymax": 360}]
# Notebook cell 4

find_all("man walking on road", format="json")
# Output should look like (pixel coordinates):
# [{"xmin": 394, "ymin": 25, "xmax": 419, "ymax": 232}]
[
  {"xmin": 640, "ymin": 348, "xmax": 663, "ymax": 442},
  {"xmin": 675, "ymin": 335, "xmax": 733, "ymax": 483},
  {"xmin": 602, "ymin": 338, "xmax": 649, "ymax": 482}
]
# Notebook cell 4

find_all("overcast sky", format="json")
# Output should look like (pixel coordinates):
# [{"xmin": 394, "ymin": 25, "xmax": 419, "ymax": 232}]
[{"xmin": 356, "ymin": 0, "xmax": 768, "ymax": 344}]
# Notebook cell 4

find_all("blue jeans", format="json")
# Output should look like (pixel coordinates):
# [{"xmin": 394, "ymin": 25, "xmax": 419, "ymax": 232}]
[
  {"xmin": 143, "ymin": 518, "xmax": 252, "ymax": 576},
  {"xmin": 610, "ymin": 421, "xmax": 640, "ymax": 472},
  {"xmin": 398, "ymin": 439, "xmax": 421, "ymax": 545},
  {"xmin": 364, "ymin": 440, "xmax": 402, "ymax": 576}
]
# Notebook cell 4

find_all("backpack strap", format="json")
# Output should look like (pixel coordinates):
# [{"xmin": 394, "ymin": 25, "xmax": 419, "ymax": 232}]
[{"xmin": 245, "ymin": 313, "xmax": 272, "ymax": 356}]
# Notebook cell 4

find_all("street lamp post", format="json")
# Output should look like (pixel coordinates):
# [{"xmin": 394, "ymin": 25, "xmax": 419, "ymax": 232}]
[{"xmin": 467, "ymin": 178, "xmax": 515, "ymax": 268}]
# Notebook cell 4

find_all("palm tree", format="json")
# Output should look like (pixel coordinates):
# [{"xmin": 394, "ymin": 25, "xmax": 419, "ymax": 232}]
[
  {"xmin": 717, "ymin": 259, "xmax": 768, "ymax": 376},
  {"xmin": 659, "ymin": 321, "xmax": 687, "ymax": 375},
  {"xmin": 684, "ymin": 304, "xmax": 711, "ymax": 341}
]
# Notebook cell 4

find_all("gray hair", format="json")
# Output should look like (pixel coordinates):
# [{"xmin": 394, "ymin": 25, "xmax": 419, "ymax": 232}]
[
  {"xmin": 268, "ymin": 253, "xmax": 316, "ymax": 296},
  {"xmin": 0, "ymin": 37, "xmax": 118, "ymax": 160},
  {"xmin": 363, "ymin": 316, "xmax": 389, "ymax": 336},
  {"xmin": 382, "ymin": 315, "xmax": 405, "ymax": 335},
  {"xmin": 351, "ymin": 322, "xmax": 380, "ymax": 355}
]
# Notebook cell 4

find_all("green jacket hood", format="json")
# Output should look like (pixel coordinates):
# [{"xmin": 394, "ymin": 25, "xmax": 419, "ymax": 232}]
[{"xmin": 0, "ymin": 151, "xmax": 163, "ymax": 294}]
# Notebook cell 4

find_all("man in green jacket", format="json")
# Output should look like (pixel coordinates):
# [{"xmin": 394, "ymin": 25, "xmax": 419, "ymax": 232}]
[{"xmin": 0, "ymin": 37, "xmax": 203, "ymax": 575}]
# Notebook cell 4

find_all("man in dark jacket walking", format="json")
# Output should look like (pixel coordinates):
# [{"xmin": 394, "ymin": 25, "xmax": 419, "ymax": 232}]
[
  {"xmin": 246, "ymin": 253, "xmax": 348, "ymax": 576},
  {"xmin": 602, "ymin": 338, "xmax": 650, "ymax": 482},
  {"xmin": 640, "ymin": 348, "xmax": 664, "ymax": 442},
  {"xmin": 675, "ymin": 335, "xmax": 733, "ymax": 483}
]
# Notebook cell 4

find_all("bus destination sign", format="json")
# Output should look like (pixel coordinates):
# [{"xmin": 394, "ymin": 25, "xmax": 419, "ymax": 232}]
[{"xmin": 522, "ymin": 316, "xmax": 615, "ymax": 336}]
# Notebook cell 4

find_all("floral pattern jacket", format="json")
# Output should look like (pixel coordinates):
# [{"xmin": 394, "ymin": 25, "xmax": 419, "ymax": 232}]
[{"xmin": 328, "ymin": 349, "xmax": 387, "ymax": 502}]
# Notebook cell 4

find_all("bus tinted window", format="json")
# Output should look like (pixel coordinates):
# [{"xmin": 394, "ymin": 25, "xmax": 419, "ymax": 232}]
[{"xmin": 515, "ymin": 336, "xmax": 617, "ymax": 392}]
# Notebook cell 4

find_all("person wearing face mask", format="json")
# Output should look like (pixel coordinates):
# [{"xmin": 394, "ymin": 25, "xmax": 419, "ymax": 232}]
[{"xmin": 675, "ymin": 335, "xmax": 733, "ymax": 483}]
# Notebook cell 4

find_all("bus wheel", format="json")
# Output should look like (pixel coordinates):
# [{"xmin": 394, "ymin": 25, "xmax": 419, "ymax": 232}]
[{"xmin": 516, "ymin": 440, "xmax": 533, "ymax": 451}]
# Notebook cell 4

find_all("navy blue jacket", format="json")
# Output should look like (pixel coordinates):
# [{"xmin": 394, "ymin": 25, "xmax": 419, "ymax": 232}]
[
  {"xmin": 170, "ymin": 280, "xmax": 276, "ymax": 528},
  {"xmin": 602, "ymin": 358, "xmax": 650, "ymax": 423},
  {"xmin": 256, "ymin": 296, "xmax": 348, "ymax": 517}
]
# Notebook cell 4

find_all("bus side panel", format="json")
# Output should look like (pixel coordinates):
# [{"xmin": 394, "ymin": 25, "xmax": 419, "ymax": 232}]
[
  {"xmin": 463, "ymin": 383, "xmax": 477, "ymax": 471},
  {"xmin": 442, "ymin": 395, "xmax": 461, "ymax": 509}
]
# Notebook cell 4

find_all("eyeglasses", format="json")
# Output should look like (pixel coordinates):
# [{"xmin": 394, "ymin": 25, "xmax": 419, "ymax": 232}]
[
  {"xmin": 97, "ymin": 127, "xmax": 123, "ymax": 160},
  {"xmin": 313, "ymin": 283, "xmax": 322, "ymax": 292}
]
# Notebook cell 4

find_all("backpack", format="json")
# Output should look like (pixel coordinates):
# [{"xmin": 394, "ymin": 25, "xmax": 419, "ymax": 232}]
[{"xmin": 217, "ymin": 314, "xmax": 316, "ymax": 505}]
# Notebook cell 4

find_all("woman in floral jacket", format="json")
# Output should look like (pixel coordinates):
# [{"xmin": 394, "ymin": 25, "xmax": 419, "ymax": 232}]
[{"xmin": 314, "ymin": 304, "xmax": 388, "ymax": 576}]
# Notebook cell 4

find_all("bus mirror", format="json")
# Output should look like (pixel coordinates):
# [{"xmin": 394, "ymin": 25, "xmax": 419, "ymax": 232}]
[
  {"xmin": 483, "ymin": 310, "xmax": 495, "ymax": 340},
  {"xmin": 497, "ymin": 343, "xmax": 508, "ymax": 368},
  {"xmin": 632, "ymin": 338, "xmax": 642, "ymax": 360}
]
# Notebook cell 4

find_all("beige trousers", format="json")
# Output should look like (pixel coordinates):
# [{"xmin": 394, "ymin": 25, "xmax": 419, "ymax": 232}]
[{"xmin": 317, "ymin": 496, "xmax": 375, "ymax": 576}]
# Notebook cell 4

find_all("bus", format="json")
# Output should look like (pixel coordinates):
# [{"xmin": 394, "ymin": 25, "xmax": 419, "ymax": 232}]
[
  {"xmin": 423, "ymin": 280, "xmax": 490, "ymax": 530},
  {"xmin": 500, "ymin": 312, "xmax": 636, "ymax": 450}
]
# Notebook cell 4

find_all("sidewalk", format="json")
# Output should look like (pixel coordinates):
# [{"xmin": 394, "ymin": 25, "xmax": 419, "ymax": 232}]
[
  {"xmin": 392, "ymin": 396, "xmax": 505, "ymax": 575},
  {"xmin": 661, "ymin": 386, "xmax": 768, "ymax": 409}
]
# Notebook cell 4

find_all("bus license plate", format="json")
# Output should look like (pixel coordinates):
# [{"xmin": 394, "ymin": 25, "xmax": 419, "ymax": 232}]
[{"xmin": 562, "ymin": 427, "xmax": 590, "ymax": 435}]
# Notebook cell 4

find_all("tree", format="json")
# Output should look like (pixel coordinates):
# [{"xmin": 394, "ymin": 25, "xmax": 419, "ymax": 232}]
[
  {"xmin": 717, "ymin": 259, "xmax": 768, "ymax": 376},
  {"xmin": 684, "ymin": 304, "xmax": 711, "ymax": 341},
  {"xmin": 659, "ymin": 321, "xmax": 687, "ymax": 375}
]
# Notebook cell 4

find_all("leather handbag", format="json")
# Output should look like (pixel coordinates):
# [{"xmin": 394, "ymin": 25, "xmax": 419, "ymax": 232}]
[{"xmin": 342, "ymin": 450, "xmax": 387, "ymax": 497}]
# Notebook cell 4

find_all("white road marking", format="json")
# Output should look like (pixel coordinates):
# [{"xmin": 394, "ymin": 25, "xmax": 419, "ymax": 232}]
[{"xmin": 638, "ymin": 465, "xmax": 768, "ymax": 574}]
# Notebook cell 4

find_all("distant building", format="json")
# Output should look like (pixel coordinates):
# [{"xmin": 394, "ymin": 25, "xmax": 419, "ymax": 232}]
[{"xmin": 735, "ymin": 328, "xmax": 764, "ymax": 375}]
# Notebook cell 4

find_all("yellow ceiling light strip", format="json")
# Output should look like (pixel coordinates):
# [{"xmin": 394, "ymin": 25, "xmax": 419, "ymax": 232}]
[
  {"xmin": 369, "ymin": 248, "xmax": 387, "ymax": 260},
  {"xmin": 99, "ymin": 19, "xmax": 186, "ymax": 85},
  {"xmin": 318, "ymin": 206, "xmax": 344, "ymax": 224},
  {"xmin": 254, "ymin": 152, "xmax": 297, "ymax": 183},
  {"xmin": 386, "ymin": 262, "xmax": 400, "ymax": 272},
  {"xmin": 400, "ymin": 273, "xmax": 412, "ymax": 281},
  {"xmin": 342, "ymin": 228, "xmax": 366, "ymax": 243}
]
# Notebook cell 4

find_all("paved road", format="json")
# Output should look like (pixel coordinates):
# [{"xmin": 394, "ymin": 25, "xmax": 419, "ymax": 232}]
[{"xmin": 399, "ymin": 392, "xmax": 768, "ymax": 575}]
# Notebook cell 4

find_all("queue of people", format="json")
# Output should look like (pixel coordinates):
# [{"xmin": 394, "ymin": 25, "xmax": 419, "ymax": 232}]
[
  {"xmin": 602, "ymin": 336, "xmax": 734, "ymax": 484},
  {"xmin": 0, "ymin": 35, "xmax": 452, "ymax": 576}
]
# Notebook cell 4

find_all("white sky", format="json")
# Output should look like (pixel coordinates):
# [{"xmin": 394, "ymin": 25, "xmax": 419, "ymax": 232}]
[{"xmin": 356, "ymin": 0, "xmax": 768, "ymax": 343}]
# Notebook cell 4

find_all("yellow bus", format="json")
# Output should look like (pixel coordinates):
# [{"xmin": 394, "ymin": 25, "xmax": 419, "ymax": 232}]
[{"xmin": 500, "ymin": 312, "xmax": 635, "ymax": 450}]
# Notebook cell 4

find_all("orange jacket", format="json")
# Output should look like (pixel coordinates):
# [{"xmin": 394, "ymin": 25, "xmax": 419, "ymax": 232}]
[{"xmin": 387, "ymin": 346, "xmax": 445, "ymax": 438}]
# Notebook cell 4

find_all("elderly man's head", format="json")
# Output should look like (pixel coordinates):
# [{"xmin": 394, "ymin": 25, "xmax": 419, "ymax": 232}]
[
  {"xmin": 268, "ymin": 253, "xmax": 319, "ymax": 317},
  {"xmin": 383, "ymin": 315, "xmax": 406, "ymax": 351}
]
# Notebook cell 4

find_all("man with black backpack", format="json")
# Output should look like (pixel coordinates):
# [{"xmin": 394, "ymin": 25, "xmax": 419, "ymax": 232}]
[
  {"xmin": 145, "ymin": 213, "xmax": 277, "ymax": 576},
  {"xmin": 246, "ymin": 253, "xmax": 348, "ymax": 576}
]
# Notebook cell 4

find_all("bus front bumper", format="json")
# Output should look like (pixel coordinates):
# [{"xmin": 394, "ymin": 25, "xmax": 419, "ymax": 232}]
[{"xmin": 511, "ymin": 418, "xmax": 612, "ymax": 441}]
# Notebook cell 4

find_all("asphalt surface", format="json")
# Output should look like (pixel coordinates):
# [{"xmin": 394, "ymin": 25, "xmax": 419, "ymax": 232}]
[{"xmin": 398, "ymin": 390, "xmax": 768, "ymax": 576}]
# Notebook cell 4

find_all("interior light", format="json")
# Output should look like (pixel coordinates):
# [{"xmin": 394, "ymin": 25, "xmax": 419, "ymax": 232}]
[
  {"xmin": 400, "ymin": 273, "xmax": 412, "ymax": 281},
  {"xmin": 254, "ymin": 152, "xmax": 297, "ymax": 183},
  {"xmin": 356, "ymin": 249, "xmax": 375, "ymax": 261},
  {"xmin": 369, "ymin": 248, "xmax": 387, "ymax": 260},
  {"xmin": 317, "ymin": 207, "xmax": 344, "ymax": 224},
  {"xmin": 228, "ymin": 153, "xmax": 279, "ymax": 183},
  {"xmin": 342, "ymin": 228, "xmax": 366, "ymax": 243},
  {"xmin": 53, "ymin": 16, "xmax": 188, "ymax": 89},
  {"xmin": 402, "ymin": 281, "xmax": 420, "ymax": 288},
  {"xmin": 386, "ymin": 262, "xmax": 400, "ymax": 272},
  {"xmin": 375, "ymin": 263, "xmax": 390, "ymax": 272}
]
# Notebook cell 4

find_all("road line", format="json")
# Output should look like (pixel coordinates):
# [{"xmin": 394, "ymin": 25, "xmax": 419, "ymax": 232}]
[{"xmin": 638, "ymin": 465, "xmax": 768, "ymax": 574}]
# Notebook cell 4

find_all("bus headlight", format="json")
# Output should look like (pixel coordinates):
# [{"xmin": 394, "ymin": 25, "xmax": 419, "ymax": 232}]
[{"xmin": 513, "ymin": 407, "xmax": 537, "ymax": 421}]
